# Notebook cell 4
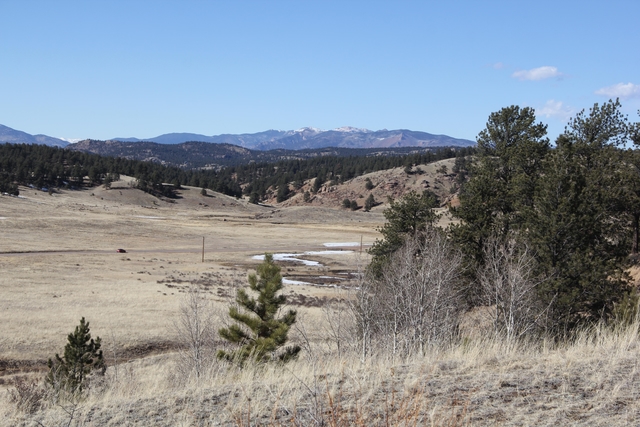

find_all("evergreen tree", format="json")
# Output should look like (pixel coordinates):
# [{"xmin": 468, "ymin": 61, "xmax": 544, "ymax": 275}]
[
  {"xmin": 451, "ymin": 105, "xmax": 549, "ymax": 269},
  {"xmin": 218, "ymin": 254, "xmax": 300, "ymax": 365},
  {"xmin": 364, "ymin": 193, "xmax": 375, "ymax": 211},
  {"xmin": 365, "ymin": 177, "xmax": 374, "ymax": 190},
  {"xmin": 525, "ymin": 101, "xmax": 631, "ymax": 329},
  {"xmin": 276, "ymin": 180, "xmax": 290, "ymax": 202},
  {"xmin": 46, "ymin": 318, "xmax": 106, "ymax": 395},
  {"xmin": 368, "ymin": 190, "xmax": 439, "ymax": 277}
]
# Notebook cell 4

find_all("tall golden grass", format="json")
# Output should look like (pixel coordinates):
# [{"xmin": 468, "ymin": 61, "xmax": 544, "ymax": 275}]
[{"xmin": 4, "ymin": 317, "xmax": 640, "ymax": 426}]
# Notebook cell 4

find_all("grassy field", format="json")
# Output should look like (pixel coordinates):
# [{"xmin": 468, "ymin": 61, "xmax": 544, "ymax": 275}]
[
  {"xmin": 3, "ymin": 168, "xmax": 639, "ymax": 426},
  {"xmin": 0, "ymin": 178, "xmax": 380, "ymax": 362}
]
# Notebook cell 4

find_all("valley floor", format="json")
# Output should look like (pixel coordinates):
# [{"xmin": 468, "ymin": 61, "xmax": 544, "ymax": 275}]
[{"xmin": 3, "ymin": 178, "xmax": 639, "ymax": 426}]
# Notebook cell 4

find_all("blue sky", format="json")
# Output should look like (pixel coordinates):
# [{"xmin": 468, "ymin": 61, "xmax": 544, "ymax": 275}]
[{"xmin": 1, "ymin": 0, "xmax": 638, "ymax": 143}]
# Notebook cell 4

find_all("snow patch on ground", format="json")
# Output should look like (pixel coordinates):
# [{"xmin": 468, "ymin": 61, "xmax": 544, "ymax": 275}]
[
  {"xmin": 282, "ymin": 278, "xmax": 312, "ymax": 285},
  {"xmin": 252, "ymin": 250, "xmax": 353, "ymax": 267},
  {"xmin": 323, "ymin": 242, "xmax": 361, "ymax": 247},
  {"xmin": 252, "ymin": 253, "xmax": 320, "ymax": 266}
]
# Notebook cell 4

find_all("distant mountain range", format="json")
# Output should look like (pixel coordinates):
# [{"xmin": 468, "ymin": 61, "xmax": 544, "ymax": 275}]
[
  {"xmin": 0, "ymin": 124, "xmax": 475, "ymax": 151},
  {"xmin": 112, "ymin": 127, "xmax": 474, "ymax": 150},
  {"xmin": 0, "ymin": 125, "xmax": 69, "ymax": 147}
]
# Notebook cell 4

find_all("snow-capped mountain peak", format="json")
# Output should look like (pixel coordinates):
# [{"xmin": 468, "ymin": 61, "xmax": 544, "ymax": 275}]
[
  {"xmin": 332, "ymin": 126, "xmax": 372, "ymax": 133},
  {"xmin": 293, "ymin": 127, "xmax": 323, "ymax": 134}
]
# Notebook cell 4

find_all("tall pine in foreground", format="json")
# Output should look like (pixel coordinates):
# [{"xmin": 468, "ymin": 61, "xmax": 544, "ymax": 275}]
[
  {"xmin": 525, "ymin": 100, "xmax": 631, "ymax": 329},
  {"xmin": 46, "ymin": 317, "xmax": 106, "ymax": 395},
  {"xmin": 451, "ymin": 105, "xmax": 549, "ymax": 271},
  {"xmin": 218, "ymin": 254, "xmax": 300, "ymax": 365}
]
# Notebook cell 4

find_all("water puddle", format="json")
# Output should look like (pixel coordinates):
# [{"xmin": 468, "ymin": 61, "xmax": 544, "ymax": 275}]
[
  {"xmin": 252, "ymin": 246, "xmax": 358, "ymax": 287},
  {"xmin": 251, "ymin": 250, "xmax": 353, "ymax": 267}
]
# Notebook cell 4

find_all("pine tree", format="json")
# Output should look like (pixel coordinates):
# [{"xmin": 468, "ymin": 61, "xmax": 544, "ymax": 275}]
[
  {"xmin": 368, "ymin": 190, "xmax": 439, "ymax": 277},
  {"xmin": 218, "ymin": 254, "xmax": 300, "ymax": 365},
  {"xmin": 46, "ymin": 318, "xmax": 106, "ymax": 395},
  {"xmin": 525, "ymin": 101, "xmax": 631, "ymax": 329},
  {"xmin": 365, "ymin": 178, "xmax": 374, "ymax": 190},
  {"xmin": 364, "ymin": 193, "xmax": 375, "ymax": 211},
  {"xmin": 451, "ymin": 105, "xmax": 549, "ymax": 269}
]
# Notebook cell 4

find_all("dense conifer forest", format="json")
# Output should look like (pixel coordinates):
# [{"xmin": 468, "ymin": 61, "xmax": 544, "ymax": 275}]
[{"xmin": 0, "ymin": 142, "xmax": 473, "ymax": 201}]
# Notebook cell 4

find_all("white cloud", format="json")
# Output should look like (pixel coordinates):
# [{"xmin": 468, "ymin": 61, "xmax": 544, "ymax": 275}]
[
  {"xmin": 537, "ymin": 100, "xmax": 574, "ymax": 121},
  {"xmin": 492, "ymin": 62, "xmax": 505, "ymax": 69},
  {"xmin": 595, "ymin": 82, "xmax": 640, "ymax": 99},
  {"xmin": 512, "ymin": 66, "xmax": 562, "ymax": 81}
]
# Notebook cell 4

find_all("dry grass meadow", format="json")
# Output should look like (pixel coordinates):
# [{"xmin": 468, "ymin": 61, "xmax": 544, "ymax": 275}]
[{"xmin": 2, "ymin": 166, "xmax": 640, "ymax": 426}]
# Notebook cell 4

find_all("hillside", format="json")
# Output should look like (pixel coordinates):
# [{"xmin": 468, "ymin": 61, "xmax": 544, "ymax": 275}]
[{"xmin": 272, "ymin": 158, "xmax": 458, "ymax": 212}]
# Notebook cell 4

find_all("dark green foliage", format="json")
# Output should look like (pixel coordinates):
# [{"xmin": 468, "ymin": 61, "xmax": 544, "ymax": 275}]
[
  {"xmin": 342, "ymin": 198, "xmax": 352, "ymax": 209},
  {"xmin": 249, "ymin": 191, "xmax": 261, "ymax": 204},
  {"xmin": 350, "ymin": 200, "xmax": 358, "ymax": 211},
  {"xmin": 368, "ymin": 190, "xmax": 439, "ymax": 277},
  {"xmin": 0, "ymin": 143, "xmax": 473, "ymax": 202},
  {"xmin": 303, "ymin": 191, "xmax": 311, "ymax": 202},
  {"xmin": 46, "ymin": 318, "xmax": 105, "ymax": 395},
  {"xmin": 365, "ymin": 178, "xmax": 374, "ymax": 190},
  {"xmin": 524, "ymin": 101, "xmax": 631, "ymax": 329},
  {"xmin": 218, "ymin": 254, "xmax": 300, "ymax": 366},
  {"xmin": 451, "ymin": 105, "xmax": 549, "ymax": 269},
  {"xmin": 364, "ymin": 194, "xmax": 375, "ymax": 211},
  {"xmin": 312, "ymin": 175, "xmax": 323, "ymax": 193},
  {"xmin": 276, "ymin": 180, "xmax": 290, "ymax": 202},
  {"xmin": 453, "ymin": 100, "xmax": 635, "ymax": 331},
  {"xmin": 200, "ymin": 187, "xmax": 207, "ymax": 196}
]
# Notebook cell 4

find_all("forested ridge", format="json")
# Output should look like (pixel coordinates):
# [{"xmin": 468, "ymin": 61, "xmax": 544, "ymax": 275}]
[
  {"xmin": 69, "ymin": 139, "xmax": 471, "ymax": 169},
  {"xmin": 0, "ymin": 142, "xmax": 473, "ymax": 202}
]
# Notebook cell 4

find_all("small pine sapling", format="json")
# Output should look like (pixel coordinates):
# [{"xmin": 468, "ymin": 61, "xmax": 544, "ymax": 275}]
[
  {"xmin": 218, "ymin": 254, "xmax": 300, "ymax": 365},
  {"xmin": 46, "ymin": 317, "xmax": 106, "ymax": 396}
]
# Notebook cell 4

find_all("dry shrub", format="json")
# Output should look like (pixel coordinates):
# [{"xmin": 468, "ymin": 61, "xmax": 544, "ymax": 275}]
[
  {"xmin": 7, "ymin": 376, "xmax": 47, "ymax": 414},
  {"xmin": 172, "ymin": 284, "xmax": 219, "ymax": 384},
  {"xmin": 478, "ymin": 236, "xmax": 549, "ymax": 341},
  {"xmin": 357, "ymin": 229, "xmax": 464, "ymax": 358}
]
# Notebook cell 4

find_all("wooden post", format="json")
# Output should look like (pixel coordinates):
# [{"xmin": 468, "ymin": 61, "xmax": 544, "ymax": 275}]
[
  {"xmin": 360, "ymin": 235, "xmax": 363, "ymax": 254},
  {"xmin": 202, "ymin": 236, "xmax": 205, "ymax": 263}
]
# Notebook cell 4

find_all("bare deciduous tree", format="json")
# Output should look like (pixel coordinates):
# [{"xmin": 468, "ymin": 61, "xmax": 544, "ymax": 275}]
[
  {"xmin": 172, "ymin": 285, "xmax": 217, "ymax": 381},
  {"xmin": 355, "ymin": 228, "xmax": 464, "ymax": 358},
  {"xmin": 478, "ymin": 236, "xmax": 549, "ymax": 341}
]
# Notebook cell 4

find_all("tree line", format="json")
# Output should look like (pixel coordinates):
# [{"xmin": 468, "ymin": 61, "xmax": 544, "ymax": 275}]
[{"xmin": 0, "ymin": 142, "xmax": 473, "ymax": 202}]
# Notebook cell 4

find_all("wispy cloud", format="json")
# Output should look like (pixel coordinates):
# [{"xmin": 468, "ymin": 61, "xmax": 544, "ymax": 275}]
[
  {"xmin": 537, "ymin": 100, "xmax": 574, "ymax": 121},
  {"xmin": 595, "ymin": 82, "xmax": 640, "ymax": 99},
  {"xmin": 492, "ymin": 62, "xmax": 505, "ymax": 70},
  {"xmin": 512, "ymin": 66, "xmax": 562, "ymax": 81}
]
